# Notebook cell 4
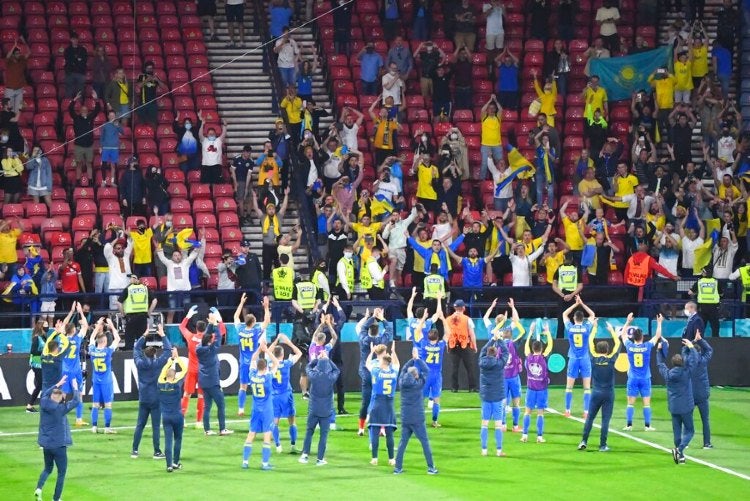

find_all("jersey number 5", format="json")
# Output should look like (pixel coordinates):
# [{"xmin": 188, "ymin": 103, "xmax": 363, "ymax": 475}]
[{"xmin": 382, "ymin": 379, "xmax": 393, "ymax": 396}]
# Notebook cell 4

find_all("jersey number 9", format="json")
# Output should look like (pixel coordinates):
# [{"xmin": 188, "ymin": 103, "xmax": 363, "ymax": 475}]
[{"xmin": 573, "ymin": 333, "xmax": 583, "ymax": 348}]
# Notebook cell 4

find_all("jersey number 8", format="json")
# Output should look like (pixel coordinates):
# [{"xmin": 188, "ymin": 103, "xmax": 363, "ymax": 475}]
[{"xmin": 633, "ymin": 353, "xmax": 643, "ymax": 368}]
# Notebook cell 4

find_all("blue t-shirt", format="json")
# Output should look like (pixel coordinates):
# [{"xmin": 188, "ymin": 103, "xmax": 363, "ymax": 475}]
[
  {"xmin": 297, "ymin": 73, "xmax": 313, "ymax": 96},
  {"xmin": 269, "ymin": 7, "xmax": 293, "ymax": 38},
  {"xmin": 566, "ymin": 321, "xmax": 593, "ymax": 358},
  {"xmin": 271, "ymin": 359, "xmax": 294, "ymax": 395},
  {"xmin": 419, "ymin": 340, "xmax": 447, "ymax": 372},
  {"xmin": 238, "ymin": 324, "xmax": 264, "ymax": 366},
  {"xmin": 461, "ymin": 257, "xmax": 485, "ymax": 287},
  {"xmin": 625, "ymin": 340, "xmax": 654, "ymax": 379},
  {"xmin": 89, "ymin": 345, "xmax": 114, "ymax": 385},
  {"xmin": 712, "ymin": 47, "xmax": 732, "ymax": 76},
  {"xmin": 371, "ymin": 365, "xmax": 399, "ymax": 399},
  {"xmin": 406, "ymin": 317, "xmax": 433, "ymax": 342},
  {"xmin": 358, "ymin": 52, "xmax": 384, "ymax": 83},
  {"xmin": 62, "ymin": 331, "xmax": 84, "ymax": 375},
  {"xmin": 249, "ymin": 370, "xmax": 273, "ymax": 411},
  {"xmin": 497, "ymin": 64, "xmax": 519, "ymax": 92}
]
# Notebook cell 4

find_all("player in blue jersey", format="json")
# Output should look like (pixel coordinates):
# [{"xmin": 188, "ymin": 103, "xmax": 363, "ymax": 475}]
[
  {"xmin": 562, "ymin": 295, "xmax": 596, "ymax": 419},
  {"xmin": 620, "ymin": 312, "xmax": 662, "ymax": 431},
  {"xmin": 368, "ymin": 341, "xmax": 400, "ymax": 466},
  {"xmin": 356, "ymin": 308, "xmax": 393, "ymax": 436},
  {"xmin": 521, "ymin": 322, "xmax": 553, "ymax": 443},
  {"xmin": 268, "ymin": 333, "xmax": 303, "ymax": 453},
  {"xmin": 406, "ymin": 287, "xmax": 440, "ymax": 345},
  {"xmin": 490, "ymin": 298, "xmax": 526, "ymax": 432},
  {"xmin": 234, "ymin": 294, "xmax": 270, "ymax": 416},
  {"xmin": 242, "ymin": 345, "xmax": 280, "ymax": 470},
  {"xmin": 414, "ymin": 310, "xmax": 446, "ymax": 427},
  {"xmin": 479, "ymin": 331, "xmax": 510, "ymax": 456},
  {"xmin": 60, "ymin": 302, "xmax": 89, "ymax": 427},
  {"xmin": 87, "ymin": 317, "xmax": 121, "ymax": 434}
]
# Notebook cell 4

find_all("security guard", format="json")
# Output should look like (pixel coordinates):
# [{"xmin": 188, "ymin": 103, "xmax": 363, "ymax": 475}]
[
  {"xmin": 690, "ymin": 268, "xmax": 720, "ymax": 337},
  {"xmin": 292, "ymin": 276, "xmax": 319, "ymax": 313},
  {"xmin": 118, "ymin": 274, "xmax": 149, "ymax": 350},
  {"xmin": 311, "ymin": 259, "xmax": 330, "ymax": 302},
  {"xmin": 423, "ymin": 263, "xmax": 446, "ymax": 315},
  {"xmin": 552, "ymin": 257, "xmax": 583, "ymax": 338},
  {"xmin": 730, "ymin": 263, "xmax": 750, "ymax": 317},
  {"xmin": 272, "ymin": 254, "xmax": 295, "ymax": 301},
  {"xmin": 335, "ymin": 244, "xmax": 355, "ymax": 300},
  {"xmin": 360, "ymin": 247, "xmax": 387, "ymax": 300}
]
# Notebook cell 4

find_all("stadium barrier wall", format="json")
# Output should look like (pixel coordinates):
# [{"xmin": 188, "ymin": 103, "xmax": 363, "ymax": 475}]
[{"xmin": 1, "ymin": 338, "xmax": 748, "ymax": 406}]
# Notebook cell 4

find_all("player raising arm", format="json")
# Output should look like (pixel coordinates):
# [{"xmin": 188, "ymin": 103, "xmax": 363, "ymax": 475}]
[
  {"xmin": 521, "ymin": 322, "xmax": 553, "ymax": 443},
  {"xmin": 621, "ymin": 313, "xmax": 662, "ymax": 432},
  {"xmin": 234, "ymin": 294, "xmax": 270, "ymax": 416},
  {"xmin": 269, "ymin": 333, "xmax": 303, "ymax": 453},
  {"xmin": 496, "ymin": 298, "xmax": 526, "ymax": 433},
  {"xmin": 88, "ymin": 317, "xmax": 121, "ymax": 434},
  {"xmin": 242, "ymin": 345, "xmax": 280, "ymax": 470},
  {"xmin": 563, "ymin": 295, "xmax": 596, "ymax": 419}
]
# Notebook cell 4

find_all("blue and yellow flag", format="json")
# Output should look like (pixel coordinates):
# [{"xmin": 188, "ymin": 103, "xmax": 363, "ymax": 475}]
[
  {"xmin": 693, "ymin": 229, "xmax": 720, "ymax": 276},
  {"xmin": 590, "ymin": 47, "xmax": 672, "ymax": 102},
  {"xmin": 494, "ymin": 145, "xmax": 535, "ymax": 197}
]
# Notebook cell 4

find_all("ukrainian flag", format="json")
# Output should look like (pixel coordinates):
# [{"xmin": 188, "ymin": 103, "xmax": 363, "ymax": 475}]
[
  {"xmin": 693, "ymin": 229, "xmax": 720, "ymax": 275},
  {"xmin": 372, "ymin": 193, "xmax": 395, "ymax": 219},
  {"xmin": 494, "ymin": 145, "xmax": 535, "ymax": 197},
  {"xmin": 590, "ymin": 47, "xmax": 672, "ymax": 101}
]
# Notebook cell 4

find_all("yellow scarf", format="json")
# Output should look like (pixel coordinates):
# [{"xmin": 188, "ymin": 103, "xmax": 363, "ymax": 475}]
[
  {"xmin": 543, "ymin": 150, "xmax": 552, "ymax": 183},
  {"xmin": 263, "ymin": 214, "xmax": 280, "ymax": 236}
]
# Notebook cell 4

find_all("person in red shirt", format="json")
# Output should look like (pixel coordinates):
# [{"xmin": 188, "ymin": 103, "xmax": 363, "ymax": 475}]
[
  {"xmin": 58, "ymin": 248, "xmax": 85, "ymax": 310},
  {"xmin": 624, "ymin": 242, "xmax": 677, "ymax": 300},
  {"xmin": 179, "ymin": 305, "xmax": 227, "ymax": 428}
]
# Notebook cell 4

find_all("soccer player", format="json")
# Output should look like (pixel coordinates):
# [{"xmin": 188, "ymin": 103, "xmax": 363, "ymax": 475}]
[
  {"xmin": 34, "ymin": 375, "xmax": 79, "ymax": 501},
  {"xmin": 578, "ymin": 319, "xmax": 620, "ymax": 451},
  {"xmin": 394, "ymin": 356, "xmax": 438, "ymax": 475},
  {"xmin": 406, "ymin": 286, "xmax": 440, "ymax": 344},
  {"xmin": 562, "ymin": 295, "xmax": 596, "ymax": 418},
  {"xmin": 179, "ymin": 305, "xmax": 206, "ymax": 427},
  {"xmin": 620, "ymin": 312, "xmax": 662, "ymax": 431},
  {"xmin": 197, "ymin": 313, "xmax": 233, "ymax": 436},
  {"xmin": 657, "ymin": 338, "xmax": 699, "ymax": 464},
  {"xmin": 310, "ymin": 316, "xmax": 339, "ymax": 429},
  {"xmin": 158, "ymin": 348, "xmax": 187, "ymax": 472},
  {"xmin": 479, "ymin": 332, "xmax": 510, "ymax": 456},
  {"xmin": 686, "ymin": 330, "xmax": 713, "ymax": 449},
  {"xmin": 497, "ymin": 298, "xmax": 526, "ymax": 432},
  {"xmin": 60, "ymin": 302, "xmax": 89, "ymax": 427},
  {"xmin": 242, "ymin": 345, "xmax": 280, "ymax": 470},
  {"xmin": 414, "ymin": 310, "xmax": 446, "ymax": 427},
  {"xmin": 299, "ymin": 351, "xmax": 340, "ymax": 466},
  {"xmin": 521, "ymin": 322, "xmax": 553, "ymax": 443},
  {"xmin": 357, "ymin": 308, "xmax": 393, "ymax": 436},
  {"xmin": 88, "ymin": 317, "xmax": 121, "ymax": 434},
  {"xmin": 234, "ymin": 294, "xmax": 270, "ymax": 416},
  {"xmin": 368, "ymin": 342, "xmax": 400, "ymax": 466},
  {"xmin": 269, "ymin": 333, "xmax": 303, "ymax": 452},
  {"xmin": 41, "ymin": 329, "xmax": 70, "ymax": 394},
  {"xmin": 131, "ymin": 323, "xmax": 172, "ymax": 459}
]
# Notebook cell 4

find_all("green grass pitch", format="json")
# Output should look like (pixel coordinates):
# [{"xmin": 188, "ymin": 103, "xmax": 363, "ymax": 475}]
[{"xmin": 1, "ymin": 387, "xmax": 748, "ymax": 500}]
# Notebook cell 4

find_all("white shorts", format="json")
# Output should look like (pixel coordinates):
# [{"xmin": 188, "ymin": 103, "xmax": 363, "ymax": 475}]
[
  {"xmin": 486, "ymin": 32, "xmax": 505, "ymax": 51},
  {"xmin": 40, "ymin": 301, "xmax": 56, "ymax": 313},
  {"xmin": 390, "ymin": 248, "xmax": 407, "ymax": 270}
]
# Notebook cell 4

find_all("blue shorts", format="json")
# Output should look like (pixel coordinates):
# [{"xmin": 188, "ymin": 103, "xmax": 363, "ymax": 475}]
[
  {"xmin": 250, "ymin": 407, "xmax": 274, "ymax": 433},
  {"xmin": 422, "ymin": 373, "xmax": 442, "ymax": 399},
  {"xmin": 481, "ymin": 399, "xmax": 506, "ymax": 421},
  {"xmin": 239, "ymin": 363, "xmax": 251, "ymax": 385},
  {"xmin": 626, "ymin": 377, "xmax": 652, "ymax": 398},
  {"xmin": 272, "ymin": 391, "xmax": 296, "ymax": 418},
  {"xmin": 525, "ymin": 389, "xmax": 549, "ymax": 410},
  {"xmin": 92, "ymin": 382, "xmax": 113, "ymax": 404},
  {"xmin": 61, "ymin": 371, "xmax": 82, "ymax": 395},
  {"xmin": 101, "ymin": 148, "xmax": 119, "ymax": 164},
  {"xmin": 504, "ymin": 375, "xmax": 521, "ymax": 400},
  {"xmin": 567, "ymin": 356, "xmax": 592, "ymax": 379}
]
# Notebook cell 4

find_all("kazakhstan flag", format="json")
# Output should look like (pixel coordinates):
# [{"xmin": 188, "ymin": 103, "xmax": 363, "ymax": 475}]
[{"xmin": 590, "ymin": 47, "xmax": 671, "ymax": 102}]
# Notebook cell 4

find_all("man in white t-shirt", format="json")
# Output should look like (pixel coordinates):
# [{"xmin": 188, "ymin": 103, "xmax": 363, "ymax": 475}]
[
  {"xmin": 381, "ymin": 63, "xmax": 404, "ymax": 106},
  {"xmin": 198, "ymin": 111, "xmax": 227, "ymax": 185},
  {"xmin": 274, "ymin": 27, "xmax": 300, "ymax": 88},
  {"xmin": 716, "ymin": 128, "xmax": 736, "ymax": 163},
  {"xmin": 157, "ymin": 239, "xmax": 202, "ymax": 323},
  {"xmin": 483, "ymin": 1, "xmax": 504, "ymax": 51},
  {"xmin": 712, "ymin": 233, "xmax": 738, "ymax": 280},
  {"xmin": 373, "ymin": 167, "xmax": 400, "ymax": 205},
  {"xmin": 678, "ymin": 212, "xmax": 704, "ymax": 277},
  {"xmin": 595, "ymin": 1, "xmax": 620, "ymax": 53},
  {"xmin": 338, "ymin": 106, "xmax": 363, "ymax": 152}
]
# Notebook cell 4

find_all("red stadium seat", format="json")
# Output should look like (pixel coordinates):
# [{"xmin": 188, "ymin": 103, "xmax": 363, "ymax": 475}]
[
  {"xmin": 215, "ymin": 197, "xmax": 238, "ymax": 213},
  {"xmin": 170, "ymin": 198, "xmax": 191, "ymax": 214},
  {"xmin": 194, "ymin": 212, "xmax": 217, "ymax": 228},
  {"xmin": 217, "ymin": 212, "xmax": 240, "ymax": 226},
  {"xmin": 190, "ymin": 184, "xmax": 211, "ymax": 200},
  {"xmin": 172, "ymin": 214, "xmax": 194, "ymax": 230},
  {"xmin": 71, "ymin": 215, "xmax": 96, "ymax": 232},
  {"xmin": 193, "ymin": 199, "xmax": 214, "ymax": 213},
  {"xmin": 102, "ymin": 214, "xmax": 124, "ymax": 229}
]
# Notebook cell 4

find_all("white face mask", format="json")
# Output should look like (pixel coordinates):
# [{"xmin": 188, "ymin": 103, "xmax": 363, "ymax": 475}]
[
  {"xmin": 343, "ymin": 251, "xmax": 353, "ymax": 259},
  {"xmin": 421, "ymin": 134, "xmax": 428, "ymax": 142},
  {"xmin": 165, "ymin": 221, "xmax": 173, "ymax": 228},
  {"xmin": 450, "ymin": 133, "xmax": 458, "ymax": 140},
  {"xmin": 208, "ymin": 135, "xmax": 216, "ymax": 141},
  {"xmin": 684, "ymin": 308, "xmax": 691, "ymax": 317},
  {"xmin": 185, "ymin": 123, "xmax": 192, "ymax": 130}
]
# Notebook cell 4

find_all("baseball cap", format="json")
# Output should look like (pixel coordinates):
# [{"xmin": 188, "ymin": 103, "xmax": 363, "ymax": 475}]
[
  {"xmin": 242, "ymin": 145, "xmax": 252, "ymax": 152},
  {"xmin": 453, "ymin": 299, "xmax": 466, "ymax": 308},
  {"xmin": 240, "ymin": 239, "xmax": 251, "ymax": 247},
  {"xmin": 128, "ymin": 273, "xmax": 138, "ymax": 279}
]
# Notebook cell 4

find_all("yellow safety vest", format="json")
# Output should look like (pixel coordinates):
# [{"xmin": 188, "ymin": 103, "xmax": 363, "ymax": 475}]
[
  {"xmin": 123, "ymin": 283, "xmax": 148, "ymax": 314},
  {"xmin": 360, "ymin": 257, "xmax": 384, "ymax": 290},
  {"xmin": 272, "ymin": 266, "xmax": 294, "ymax": 300},
  {"xmin": 295, "ymin": 281, "xmax": 317, "ymax": 310},
  {"xmin": 696, "ymin": 278, "xmax": 719, "ymax": 304},
  {"xmin": 558, "ymin": 265, "xmax": 578, "ymax": 292},
  {"xmin": 312, "ymin": 269, "xmax": 329, "ymax": 301},
  {"xmin": 740, "ymin": 266, "xmax": 750, "ymax": 301},
  {"xmin": 336, "ymin": 257, "xmax": 354, "ymax": 291},
  {"xmin": 423, "ymin": 274, "xmax": 445, "ymax": 299}
]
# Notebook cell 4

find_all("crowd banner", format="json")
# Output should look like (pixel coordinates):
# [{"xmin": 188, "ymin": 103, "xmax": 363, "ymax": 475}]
[{"xmin": 590, "ymin": 46, "xmax": 671, "ymax": 101}]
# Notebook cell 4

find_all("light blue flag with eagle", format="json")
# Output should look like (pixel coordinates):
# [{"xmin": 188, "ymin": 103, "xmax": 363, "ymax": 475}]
[{"xmin": 590, "ymin": 46, "xmax": 672, "ymax": 102}]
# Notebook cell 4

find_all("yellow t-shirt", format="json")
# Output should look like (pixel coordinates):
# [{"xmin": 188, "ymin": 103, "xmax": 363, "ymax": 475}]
[
  {"xmin": 481, "ymin": 114, "xmax": 501, "ymax": 146},
  {"xmin": 691, "ymin": 46, "xmax": 708, "ymax": 77},
  {"xmin": 131, "ymin": 228, "xmax": 154, "ymax": 264},
  {"xmin": 118, "ymin": 81, "xmax": 129, "ymax": 104},
  {"xmin": 373, "ymin": 119, "xmax": 398, "ymax": 150},
  {"xmin": 583, "ymin": 86, "xmax": 607, "ymax": 115},
  {"xmin": 718, "ymin": 184, "xmax": 741, "ymax": 201},
  {"xmin": 280, "ymin": 96, "xmax": 303, "ymax": 124},
  {"xmin": 350, "ymin": 222, "xmax": 381, "ymax": 244},
  {"xmin": 674, "ymin": 60, "xmax": 693, "ymax": 91},
  {"xmin": 535, "ymin": 80, "xmax": 558, "ymax": 117},
  {"xmin": 0, "ymin": 228, "xmax": 20, "ymax": 264},
  {"xmin": 412, "ymin": 238, "xmax": 431, "ymax": 273},
  {"xmin": 649, "ymin": 75, "xmax": 676, "ymax": 110},
  {"xmin": 578, "ymin": 178, "xmax": 603, "ymax": 209},
  {"xmin": 562, "ymin": 216, "xmax": 584, "ymax": 251},
  {"xmin": 544, "ymin": 250, "xmax": 566, "ymax": 284},
  {"xmin": 416, "ymin": 163, "xmax": 438, "ymax": 200},
  {"xmin": 258, "ymin": 158, "xmax": 280, "ymax": 186},
  {"xmin": 612, "ymin": 174, "xmax": 639, "ymax": 209}
]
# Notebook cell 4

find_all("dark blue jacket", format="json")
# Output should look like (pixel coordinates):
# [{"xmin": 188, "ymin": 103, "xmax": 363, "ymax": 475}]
[
  {"xmin": 683, "ymin": 339, "xmax": 712, "ymax": 403},
  {"xmin": 134, "ymin": 336, "xmax": 172, "ymax": 404},
  {"xmin": 479, "ymin": 339, "xmax": 509, "ymax": 402},
  {"xmin": 590, "ymin": 353, "xmax": 617, "ymax": 393},
  {"xmin": 399, "ymin": 358, "xmax": 429, "ymax": 425},
  {"xmin": 196, "ymin": 325, "xmax": 221, "ymax": 389},
  {"xmin": 657, "ymin": 347, "xmax": 698, "ymax": 415},
  {"xmin": 38, "ymin": 387, "xmax": 79, "ymax": 449},
  {"xmin": 681, "ymin": 314, "xmax": 705, "ymax": 341},
  {"xmin": 306, "ymin": 358, "xmax": 340, "ymax": 417},
  {"xmin": 357, "ymin": 317, "xmax": 393, "ymax": 376}
]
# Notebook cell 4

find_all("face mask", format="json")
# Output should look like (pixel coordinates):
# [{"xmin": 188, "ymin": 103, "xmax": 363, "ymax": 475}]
[
  {"xmin": 208, "ymin": 135, "xmax": 216, "ymax": 141},
  {"xmin": 684, "ymin": 308, "xmax": 691, "ymax": 317},
  {"xmin": 137, "ymin": 226, "xmax": 145, "ymax": 232},
  {"xmin": 450, "ymin": 133, "xmax": 458, "ymax": 140},
  {"xmin": 421, "ymin": 134, "xmax": 428, "ymax": 142},
  {"xmin": 344, "ymin": 251, "xmax": 353, "ymax": 259},
  {"xmin": 184, "ymin": 123, "xmax": 192, "ymax": 130},
  {"xmin": 165, "ymin": 221, "xmax": 173, "ymax": 228},
  {"xmin": 152, "ymin": 168, "xmax": 157, "ymax": 174},
  {"xmin": 0, "ymin": 135, "xmax": 8, "ymax": 142}
]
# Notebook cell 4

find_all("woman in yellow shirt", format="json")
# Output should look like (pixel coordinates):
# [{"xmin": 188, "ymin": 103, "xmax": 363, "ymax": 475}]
[
  {"xmin": 532, "ymin": 69, "xmax": 558, "ymax": 126},
  {"xmin": 673, "ymin": 49, "xmax": 693, "ymax": 104},
  {"xmin": 2, "ymin": 147, "xmax": 24, "ymax": 203},
  {"xmin": 257, "ymin": 152, "xmax": 280, "ymax": 187},
  {"xmin": 690, "ymin": 35, "xmax": 709, "ymax": 89},
  {"xmin": 413, "ymin": 152, "xmax": 439, "ymax": 214}
]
